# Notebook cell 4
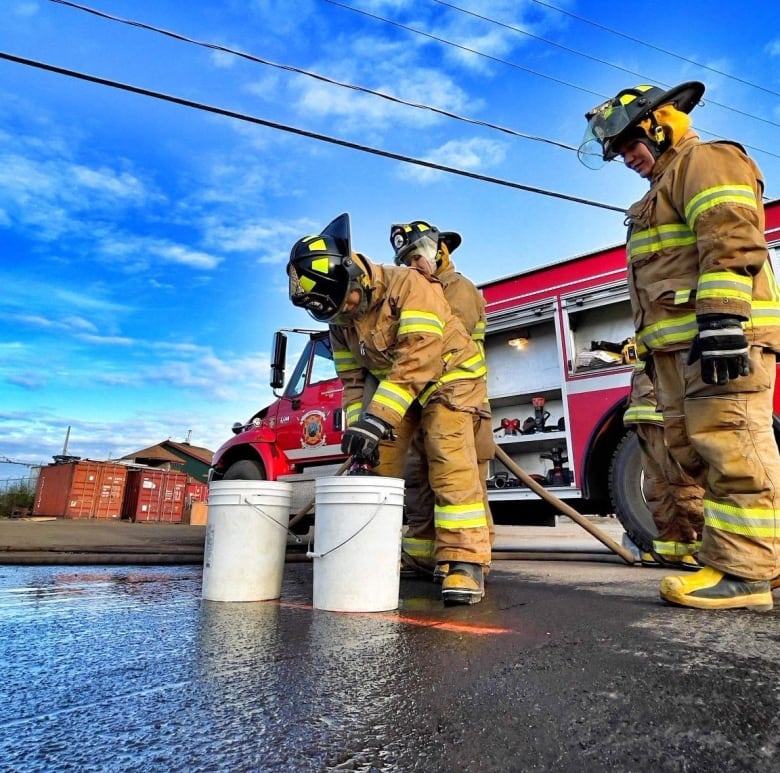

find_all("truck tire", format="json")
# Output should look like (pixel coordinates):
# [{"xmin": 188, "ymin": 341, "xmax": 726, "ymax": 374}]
[
  {"xmin": 222, "ymin": 459, "xmax": 266, "ymax": 480},
  {"xmin": 608, "ymin": 431, "xmax": 657, "ymax": 552}
]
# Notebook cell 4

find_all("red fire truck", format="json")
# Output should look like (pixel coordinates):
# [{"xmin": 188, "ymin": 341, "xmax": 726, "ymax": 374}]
[{"xmin": 210, "ymin": 199, "xmax": 780, "ymax": 551}]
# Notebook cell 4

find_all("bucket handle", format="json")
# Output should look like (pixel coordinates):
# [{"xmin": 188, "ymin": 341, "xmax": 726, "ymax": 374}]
[
  {"xmin": 242, "ymin": 498, "xmax": 302, "ymax": 544},
  {"xmin": 306, "ymin": 494, "xmax": 388, "ymax": 559}
]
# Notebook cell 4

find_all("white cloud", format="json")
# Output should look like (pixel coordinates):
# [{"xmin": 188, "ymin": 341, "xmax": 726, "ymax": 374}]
[
  {"xmin": 74, "ymin": 333, "xmax": 135, "ymax": 346},
  {"xmin": 54, "ymin": 288, "xmax": 130, "ymax": 314},
  {"xmin": 203, "ymin": 217, "xmax": 313, "ymax": 259},
  {"xmin": 0, "ymin": 153, "xmax": 148, "ymax": 209},
  {"xmin": 95, "ymin": 233, "xmax": 222, "ymax": 270},
  {"xmin": 287, "ymin": 55, "xmax": 475, "ymax": 130},
  {"xmin": 63, "ymin": 316, "xmax": 99, "ymax": 334},
  {"xmin": 6, "ymin": 372, "xmax": 47, "ymax": 390},
  {"xmin": 765, "ymin": 39, "xmax": 780, "ymax": 56},
  {"xmin": 400, "ymin": 137, "xmax": 507, "ymax": 183},
  {"xmin": 210, "ymin": 47, "xmax": 240, "ymax": 69},
  {"xmin": 151, "ymin": 242, "xmax": 222, "ymax": 270},
  {"xmin": 69, "ymin": 164, "xmax": 147, "ymax": 201},
  {"xmin": 139, "ymin": 346, "xmax": 270, "ymax": 402},
  {"xmin": 11, "ymin": 1, "xmax": 38, "ymax": 18}
]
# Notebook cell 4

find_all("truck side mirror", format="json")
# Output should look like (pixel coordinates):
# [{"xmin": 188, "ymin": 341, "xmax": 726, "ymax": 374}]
[{"xmin": 270, "ymin": 331, "xmax": 288, "ymax": 390}]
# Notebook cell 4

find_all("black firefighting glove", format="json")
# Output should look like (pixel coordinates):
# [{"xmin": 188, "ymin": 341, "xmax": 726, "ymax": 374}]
[
  {"xmin": 688, "ymin": 314, "xmax": 750, "ymax": 385},
  {"xmin": 341, "ymin": 415, "xmax": 391, "ymax": 458}
]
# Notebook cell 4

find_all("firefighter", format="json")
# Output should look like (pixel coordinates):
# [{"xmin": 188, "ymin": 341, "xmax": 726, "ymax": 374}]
[
  {"xmin": 580, "ymin": 81, "xmax": 780, "ymax": 610},
  {"xmin": 287, "ymin": 213, "xmax": 492, "ymax": 605},
  {"xmin": 387, "ymin": 221, "xmax": 496, "ymax": 582},
  {"xmin": 623, "ymin": 360, "xmax": 704, "ymax": 567}
]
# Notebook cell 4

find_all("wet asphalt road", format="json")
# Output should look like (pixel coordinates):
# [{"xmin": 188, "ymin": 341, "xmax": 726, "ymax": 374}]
[{"xmin": 0, "ymin": 558, "xmax": 777, "ymax": 773}]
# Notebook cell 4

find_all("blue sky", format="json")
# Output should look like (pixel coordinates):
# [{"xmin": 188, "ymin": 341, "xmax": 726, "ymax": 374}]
[{"xmin": 2, "ymin": 0, "xmax": 780, "ymax": 481}]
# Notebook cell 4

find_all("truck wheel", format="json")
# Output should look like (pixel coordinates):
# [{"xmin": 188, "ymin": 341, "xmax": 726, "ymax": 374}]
[
  {"xmin": 222, "ymin": 460, "xmax": 266, "ymax": 480},
  {"xmin": 609, "ymin": 431, "xmax": 657, "ymax": 552}
]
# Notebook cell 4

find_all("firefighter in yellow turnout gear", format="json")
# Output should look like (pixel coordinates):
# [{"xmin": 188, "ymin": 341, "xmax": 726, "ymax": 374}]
[
  {"xmin": 287, "ymin": 213, "xmax": 491, "ymax": 605},
  {"xmin": 581, "ymin": 81, "xmax": 780, "ymax": 610},
  {"xmin": 623, "ymin": 361, "xmax": 704, "ymax": 566},
  {"xmin": 385, "ymin": 221, "xmax": 495, "ymax": 582}
]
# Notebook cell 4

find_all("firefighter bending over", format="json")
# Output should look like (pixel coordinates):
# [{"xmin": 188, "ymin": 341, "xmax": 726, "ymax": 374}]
[
  {"xmin": 387, "ymin": 220, "xmax": 495, "ymax": 582},
  {"xmin": 287, "ymin": 213, "xmax": 491, "ymax": 605},
  {"xmin": 581, "ymin": 80, "xmax": 780, "ymax": 610}
]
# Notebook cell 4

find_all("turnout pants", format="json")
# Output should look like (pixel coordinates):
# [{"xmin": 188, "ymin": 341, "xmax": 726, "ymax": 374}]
[
  {"xmin": 626, "ymin": 367, "xmax": 704, "ymax": 555},
  {"xmin": 653, "ymin": 347, "xmax": 780, "ymax": 580},
  {"xmin": 376, "ymin": 383, "xmax": 492, "ymax": 567},
  {"xmin": 635, "ymin": 421, "xmax": 704, "ymax": 553},
  {"xmin": 401, "ymin": 408, "xmax": 495, "ymax": 557}
]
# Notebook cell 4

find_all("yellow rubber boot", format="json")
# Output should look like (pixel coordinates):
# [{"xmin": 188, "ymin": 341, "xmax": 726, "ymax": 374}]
[
  {"xmin": 432, "ymin": 563, "xmax": 449, "ymax": 584},
  {"xmin": 660, "ymin": 566, "xmax": 773, "ymax": 611},
  {"xmin": 641, "ymin": 551, "xmax": 701, "ymax": 571},
  {"xmin": 441, "ymin": 562, "xmax": 485, "ymax": 605}
]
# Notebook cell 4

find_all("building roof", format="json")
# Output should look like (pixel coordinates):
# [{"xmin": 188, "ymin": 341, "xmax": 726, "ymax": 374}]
[
  {"xmin": 163, "ymin": 440, "xmax": 214, "ymax": 465},
  {"xmin": 120, "ymin": 440, "xmax": 213, "ymax": 466}
]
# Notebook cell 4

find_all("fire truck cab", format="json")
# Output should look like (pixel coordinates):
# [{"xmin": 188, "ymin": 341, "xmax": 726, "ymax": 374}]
[{"xmin": 209, "ymin": 329, "xmax": 346, "ymax": 524}]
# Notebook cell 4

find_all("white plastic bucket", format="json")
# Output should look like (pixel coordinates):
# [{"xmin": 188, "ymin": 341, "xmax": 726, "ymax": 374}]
[
  {"xmin": 310, "ymin": 476, "xmax": 405, "ymax": 612},
  {"xmin": 202, "ymin": 480, "xmax": 293, "ymax": 602}
]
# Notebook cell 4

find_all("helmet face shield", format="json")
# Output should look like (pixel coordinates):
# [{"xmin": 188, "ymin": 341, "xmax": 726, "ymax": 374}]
[
  {"xmin": 579, "ymin": 101, "xmax": 637, "ymax": 167},
  {"xmin": 578, "ymin": 82, "xmax": 705, "ymax": 170}
]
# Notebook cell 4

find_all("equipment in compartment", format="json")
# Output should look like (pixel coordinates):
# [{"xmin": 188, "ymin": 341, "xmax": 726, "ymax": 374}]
[
  {"xmin": 540, "ymin": 446, "xmax": 573, "ymax": 487},
  {"xmin": 574, "ymin": 336, "xmax": 637, "ymax": 371},
  {"xmin": 531, "ymin": 396, "xmax": 551, "ymax": 432},
  {"xmin": 495, "ymin": 417, "xmax": 522, "ymax": 435}
]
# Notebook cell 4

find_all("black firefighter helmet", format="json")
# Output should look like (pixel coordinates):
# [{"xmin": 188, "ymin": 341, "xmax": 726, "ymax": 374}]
[
  {"xmin": 287, "ymin": 213, "xmax": 366, "ymax": 322},
  {"xmin": 389, "ymin": 220, "xmax": 462, "ymax": 266},
  {"xmin": 578, "ymin": 81, "xmax": 704, "ymax": 168}
]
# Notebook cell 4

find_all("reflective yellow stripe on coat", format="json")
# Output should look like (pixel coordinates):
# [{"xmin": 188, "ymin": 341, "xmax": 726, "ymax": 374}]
[
  {"xmin": 372, "ymin": 380, "xmax": 414, "ymax": 422},
  {"xmin": 685, "ymin": 184, "xmax": 757, "ymax": 228},
  {"xmin": 398, "ymin": 309, "xmax": 443, "ymax": 337},
  {"xmin": 334, "ymin": 348, "xmax": 360, "ymax": 375}
]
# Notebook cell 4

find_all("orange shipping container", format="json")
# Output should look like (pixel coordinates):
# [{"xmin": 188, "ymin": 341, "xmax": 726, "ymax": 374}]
[
  {"xmin": 33, "ymin": 461, "xmax": 128, "ymax": 519},
  {"xmin": 122, "ymin": 469, "xmax": 187, "ymax": 523}
]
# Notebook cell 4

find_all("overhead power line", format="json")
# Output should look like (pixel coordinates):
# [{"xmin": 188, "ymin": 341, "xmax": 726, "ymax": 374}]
[
  {"xmin": 48, "ymin": 0, "xmax": 780, "ymax": 162},
  {"xmin": 325, "ymin": 0, "xmax": 604, "ymax": 99},
  {"xmin": 531, "ymin": 0, "xmax": 780, "ymax": 99},
  {"xmin": 432, "ymin": 0, "xmax": 658, "ymax": 84},
  {"xmin": 47, "ymin": 0, "xmax": 578, "ymax": 154},
  {"xmin": 433, "ymin": 0, "xmax": 780, "ymax": 130},
  {"xmin": 0, "ymin": 51, "xmax": 626, "ymax": 213},
  {"xmin": 326, "ymin": 0, "xmax": 780, "ymax": 160}
]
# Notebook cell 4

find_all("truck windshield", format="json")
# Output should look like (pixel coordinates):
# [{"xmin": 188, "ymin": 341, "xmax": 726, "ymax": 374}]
[
  {"xmin": 310, "ymin": 337, "xmax": 336, "ymax": 384},
  {"xmin": 283, "ymin": 337, "xmax": 336, "ymax": 399}
]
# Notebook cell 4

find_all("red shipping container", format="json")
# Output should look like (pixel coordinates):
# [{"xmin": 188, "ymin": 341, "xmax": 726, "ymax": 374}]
[
  {"xmin": 122, "ymin": 469, "xmax": 187, "ymax": 523},
  {"xmin": 185, "ymin": 479, "xmax": 209, "ymax": 503},
  {"xmin": 33, "ymin": 461, "xmax": 128, "ymax": 519}
]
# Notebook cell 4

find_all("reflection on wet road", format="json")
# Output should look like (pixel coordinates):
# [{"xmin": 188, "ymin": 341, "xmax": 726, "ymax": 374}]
[{"xmin": 0, "ymin": 562, "xmax": 777, "ymax": 772}]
